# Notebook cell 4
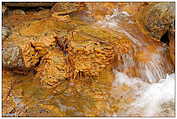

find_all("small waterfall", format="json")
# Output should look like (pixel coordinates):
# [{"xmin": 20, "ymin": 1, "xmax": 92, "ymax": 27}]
[
  {"xmin": 116, "ymin": 49, "xmax": 135, "ymax": 72},
  {"xmin": 95, "ymin": 6, "xmax": 175, "ymax": 117},
  {"xmin": 96, "ymin": 8, "xmax": 143, "ymax": 47},
  {"xmin": 2, "ymin": 3, "xmax": 175, "ymax": 117},
  {"xmin": 137, "ymin": 53, "xmax": 167, "ymax": 83},
  {"xmin": 117, "ymin": 29, "xmax": 143, "ymax": 47},
  {"xmin": 136, "ymin": 44, "xmax": 174, "ymax": 83},
  {"xmin": 115, "ymin": 46, "xmax": 172, "ymax": 83},
  {"xmin": 96, "ymin": 7, "xmax": 174, "ymax": 83}
]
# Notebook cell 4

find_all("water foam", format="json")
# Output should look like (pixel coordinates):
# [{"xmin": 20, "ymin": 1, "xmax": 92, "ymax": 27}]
[{"xmin": 113, "ymin": 71, "xmax": 175, "ymax": 116}]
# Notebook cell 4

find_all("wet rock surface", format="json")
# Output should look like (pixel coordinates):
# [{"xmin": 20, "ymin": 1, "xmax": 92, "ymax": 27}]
[
  {"xmin": 51, "ymin": 2, "xmax": 85, "ymax": 15},
  {"xmin": 2, "ymin": 2, "xmax": 175, "ymax": 117}
]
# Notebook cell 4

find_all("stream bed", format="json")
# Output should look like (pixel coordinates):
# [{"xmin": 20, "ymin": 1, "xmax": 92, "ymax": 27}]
[{"xmin": 2, "ymin": 2, "xmax": 175, "ymax": 117}]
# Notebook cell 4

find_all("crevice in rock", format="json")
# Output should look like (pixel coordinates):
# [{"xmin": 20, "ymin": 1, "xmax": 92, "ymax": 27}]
[
  {"xmin": 55, "ymin": 36, "xmax": 69, "ymax": 55},
  {"xmin": 160, "ymin": 31, "xmax": 169, "ymax": 45},
  {"xmin": 34, "ymin": 56, "xmax": 42, "ymax": 68},
  {"xmin": 6, "ymin": 6, "xmax": 52, "ymax": 12}
]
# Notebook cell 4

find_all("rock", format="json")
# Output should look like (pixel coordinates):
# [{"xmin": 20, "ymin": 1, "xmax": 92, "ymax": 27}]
[
  {"xmin": 85, "ymin": 3, "xmax": 148, "ymax": 20},
  {"xmin": 3, "ymin": 11, "xmax": 132, "ymax": 85},
  {"xmin": 2, "ymin": 71, "xmax": 16, "ymax": 115},
  {"xmin": 17, "ymin": 18, "xmax": 70, "ymax": 37},
  {"xmin": 3, "ymin": 44, "xmax": 25, "ymax": 71},
  {"xmin": 52, "ymin": 14, "xmax": 71, "ymax": 22},
  {"xmin": 168, "ymin": 22, "xmax": 175, "ymax": 65},
  {"xmin": 35, "ymin": 49, "xmax": 68, "ymax": 89},
  {"xmin": 4, "ymin": 3, "xmax": 55, "ymax": 7},
  {"xmin": 3, "ymin": 9, "xmax": 51, "ymax": 29},
  {"xmin": 85, "ymin": 3, "xmax": 117, "ymax": 20},
  {"xmin": 2, "ymin": 5, "xmax": 7, "ymax": 14},
  {"xmin": 142, "ymin": 3, "xmax": 175, "ymax": 40},
  {"xmin": 160, "ymin": 100, "xmax": 175, "ymax": 116},
  {"xmin": 2, "ymin": 26, "xmax": 11, "ymax": 40},
  {"xmin": 34, "ymin": 9, "xmax": 51, "ymax": 16},
  {"xmin": 2, "ymin": 17, "xmax": 73, "ymax": 74},
  {"xmin": 2, "ymin": 41, "xmax": 41, "ymax": 73},
  {"xmin": 12, "ymin": 9, "xmax": 26, "ymax": 15},
  {"xmin": 51, "ymin": 2, "xmax": 85, "ymax": 15},
  {"xmin": 66, "ymin": 27, "xmax": 115, "ymax": 78}
]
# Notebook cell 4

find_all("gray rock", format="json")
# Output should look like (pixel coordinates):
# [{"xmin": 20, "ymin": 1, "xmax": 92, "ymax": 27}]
[
  {"xmin": 144, "ymin": 3, "xmax": 175, "ymax": 40},
  {"xmin": 2, "ymin": 44, "xmax": 25, "ymax": 71}
]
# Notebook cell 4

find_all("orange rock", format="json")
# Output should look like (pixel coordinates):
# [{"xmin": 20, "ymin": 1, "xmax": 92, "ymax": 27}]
[
  {"xmin": 51, "ymin": 2, "xmax": 86, "ymax": 15},
  {"xmin": 35, "ymin": 49, "xmax": 68, "ymax": 88},
  {"xmin": 66, "ymin": 29, "xmax": 115, "ymax": 78}
]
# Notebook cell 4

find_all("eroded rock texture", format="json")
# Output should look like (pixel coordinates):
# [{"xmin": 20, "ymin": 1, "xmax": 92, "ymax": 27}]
[
  {"xmin": 2, "ymin": 2, "xmax": 175, "ymax": 117},
  {"xmin": 35, "ymin": 49, "xmax": 68, "ymax": 89},
  {"xmin": 2, "ymin": 11, "xmax": 133, "ymax": 84},
  {"xmin": 142, "ymin": 3, "xmax": 175, "ymax": 40},
  {"xmin": 2, "ymin": 16, "xmax": 70, "ymax": 73},
  {"xmin": 67, "ymin": 30, "xmax": 115, "ymax": 78}
]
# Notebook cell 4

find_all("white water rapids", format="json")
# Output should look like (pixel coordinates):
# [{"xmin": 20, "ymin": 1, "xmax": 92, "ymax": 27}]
[{"xmin": 113, "ymin": 72, "xmax": 175, "ymax": 117}]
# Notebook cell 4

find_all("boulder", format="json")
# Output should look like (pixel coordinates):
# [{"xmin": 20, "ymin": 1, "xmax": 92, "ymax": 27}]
[
  {"xmin": 142, "ymin": 2, "xmax": 175, "ymax": 40},
  {"xmin": 2, "ymin": 41, "xmax": 40, "ymax": 73}
]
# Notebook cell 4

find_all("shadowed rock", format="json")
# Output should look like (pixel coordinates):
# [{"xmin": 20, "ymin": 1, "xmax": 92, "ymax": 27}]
[{"xmin": 4, "ymin": 2, "xmax": 55, "ymax": 7}]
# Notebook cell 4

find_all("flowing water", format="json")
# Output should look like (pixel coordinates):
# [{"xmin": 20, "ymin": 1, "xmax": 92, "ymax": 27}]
[
  {"xmin": 96, "ymin": 8, "xmax": 175, "ymax": 117},
  {"xmin": 2, "ymin": 4, "xmax": 175, "ymax": 117}
]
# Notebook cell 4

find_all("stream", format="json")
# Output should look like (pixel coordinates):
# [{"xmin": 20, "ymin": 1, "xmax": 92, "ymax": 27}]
[
  {"xmin": 97, "ymin": 8, "xmax": 175, "ymax": 117},
  {"xmin": 2, "ymin": 2, "xmax": 175, "ymax": 117}
]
